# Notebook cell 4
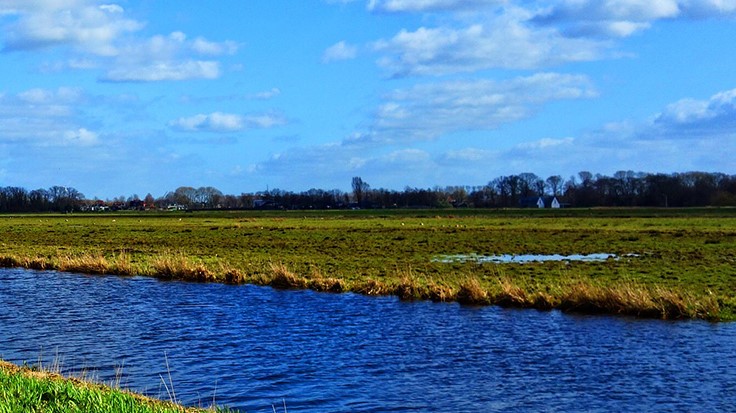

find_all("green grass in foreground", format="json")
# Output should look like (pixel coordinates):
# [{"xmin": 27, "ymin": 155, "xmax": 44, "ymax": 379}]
[
  {"xmin": 0, "ymin": 360, "xmax": 229, "ymax": 413},
  {"xmin": 0, "ymin": 208, "xmax": 734, "ymax": 320}
]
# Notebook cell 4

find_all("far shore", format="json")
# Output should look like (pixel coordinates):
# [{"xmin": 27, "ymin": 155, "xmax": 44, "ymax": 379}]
[{"xmin": 1, "ymin": 208, "xmax": 733, "ymax": 320}]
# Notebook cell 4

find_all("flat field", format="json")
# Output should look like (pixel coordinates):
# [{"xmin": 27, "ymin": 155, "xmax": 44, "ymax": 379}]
[{"xmin": 1, "ymin": 208, "xmax": 735, "ymax": 320}]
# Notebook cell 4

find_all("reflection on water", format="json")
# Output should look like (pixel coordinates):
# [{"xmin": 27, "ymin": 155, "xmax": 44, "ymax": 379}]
[
  {"xmin": 1, "ymin": 268, "xmax": 735, "ymax": 412},
  {"xmin": 433, "ymin": 253, "xmax": 637, "ymax": 263}
]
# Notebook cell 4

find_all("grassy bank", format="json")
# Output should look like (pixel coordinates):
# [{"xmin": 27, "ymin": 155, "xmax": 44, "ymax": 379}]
[
  {"xmin": 1, "ymin": 208, "xmax": 734, "ymax": 320},
  {"xmin": 0, "ymin": 360, "xmax": 224, "ymax": 413}
]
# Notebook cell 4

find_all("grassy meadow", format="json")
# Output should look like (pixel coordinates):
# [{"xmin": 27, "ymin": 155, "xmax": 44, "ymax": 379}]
[
  {"xmin": 0, "ymin": 360, "xmax": 228, "ymax": 413},
  {"xmin": 1, "ymin": 208, "xmax": 735, "ymax": 320}
]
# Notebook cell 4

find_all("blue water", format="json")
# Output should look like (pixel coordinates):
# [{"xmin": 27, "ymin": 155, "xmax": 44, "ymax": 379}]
[{"xmin": 1, "ymin": 267, "xmax": 735, "ymax": 412}]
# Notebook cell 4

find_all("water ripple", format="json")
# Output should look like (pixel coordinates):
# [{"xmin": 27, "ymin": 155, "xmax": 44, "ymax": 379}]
[{"xmin": 1, "ymin": 268, "xmax": 736, "ymax": 412}]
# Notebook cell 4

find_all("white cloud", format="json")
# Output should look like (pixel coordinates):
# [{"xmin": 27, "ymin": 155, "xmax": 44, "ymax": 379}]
[
  {"xmin": 681, "ymin": 0, "xmax": 736, "ymax": 16},
  {"xmin": 440, "ymin": 148, "xmax": 496, "ymax": 163},
  {"xmin": 101, "ymin": 32, "xmax": 237, "ymax": 81},
  {"xmin": 0, "ymin": 87, "xmax": 106, "ymax": 147},
  {"xmin": 373, "ymin": 9, "xmax": 609, "ymax": 76},
  {"xmin": 367, "ymin": 0, "xmax": 503, "ymax": 12},
  {"xmin": 249, "ymin": 85, "xmax": 736, "ymax": 189},
  {"xmin": 517, "ymin": 137, "xmax": 575, "ymax": 150},
  {"xmin": 367, "ymin": 72, "xmax": 597, "ymax": 141},
  {"xmin": 170, "ymin": 112, "xmax": 287, "ymax": 133},
  {"xmin": 243, "ymin": 113, "xmax": 288, "ymax": 128},
  {"xmin": 0, "ymin": 3, "xmax": 238, "ymax": 82},
  {"xmin": 250, "ymin": 88, "xmax": 282, "ymax": 100},
  {"xmin": 17, "ymin": 87, "xmax": 76, "ymax": 105},
  {"xmin": 99, "ymin": 4, "xmax": 123, "ymax": 14},
  {"xmin": 63, "ymin": 128, "xmax": 99, "ymax": 146},
  {"xmin": 322, "ymin": 41, "xmax": 358, "ymax": 62},
  {"xmin": 534, "ymin": 0, "xmax": 736, "ymax": 38},
  {"xmin": 1, "ymin": 0, "xmax": 143, "ymax": 56},
  {"xmin": 652, "ymin": 88, "xmax": 736, "ymax": 133},
  {"xmin": 170, "ymin": 112, "xmax": 242, "ymax": 132},
  {"xmin": 192, "ymin": 37, "xmax": 238, "ymax": 55},
  {"xmin": 104, "ymin": 60, "xmax": 221, "ymax": 82}
]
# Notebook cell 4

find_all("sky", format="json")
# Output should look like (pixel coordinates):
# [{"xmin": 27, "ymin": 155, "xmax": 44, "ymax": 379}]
[{"xmin": 1, "ymin": 0, "xmax": 735, "ymax": 199}]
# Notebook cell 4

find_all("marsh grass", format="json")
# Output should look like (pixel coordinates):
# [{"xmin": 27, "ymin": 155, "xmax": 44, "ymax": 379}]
[
  {"xmin": 456, "ymin": 277, "xmax": 489, "ymax": 305},
  {"xmin": 0, "ymin": 210, "xmax": 733, "ymax": 320},
  {"xmin": 394, "ymin": 270, "xmax": 429, "ymax": 301},
  {"xmin": 268, "ymin": 262, "xmax": 308, "ymax": 289},
  {"xmin": 58, "ymin": 252, "xmax": 112, "ymax": 274},
  {"xmin": 150, "ymin": 253, "xmax": 216, "ymax": 282},
  {"xmin": 355, "ymin": 279, "xmax": 392, "ymax": 296},
  {"xmin": 0, "ymin": 359, "xmax": 227, "ymax": 413}
]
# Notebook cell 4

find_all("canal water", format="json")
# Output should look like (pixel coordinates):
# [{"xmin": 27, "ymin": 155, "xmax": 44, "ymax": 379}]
[{"xmin": 1, "ymin": 267, "xmax": 735, "ymax": 412}]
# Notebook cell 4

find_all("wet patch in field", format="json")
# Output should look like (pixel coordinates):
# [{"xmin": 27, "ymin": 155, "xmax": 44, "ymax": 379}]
[{"xmin": 433, "ymin": 253, "xmax": 637, "ymax": 264}]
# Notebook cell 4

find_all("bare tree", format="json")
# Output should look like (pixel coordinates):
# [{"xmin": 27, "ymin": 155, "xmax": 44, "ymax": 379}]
[
  {"xmin": 352, "ymin": 177, "xmax": 370, "ymax": 207},
  {"xmin": 546, "ymin": 175, "xmax": 563, "ymax": 196}
]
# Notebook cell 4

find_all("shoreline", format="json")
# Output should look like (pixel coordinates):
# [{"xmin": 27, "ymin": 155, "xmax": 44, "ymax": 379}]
[{"xmin": 0, "ymin": 253, "xmax": 724, "ymax": 321}]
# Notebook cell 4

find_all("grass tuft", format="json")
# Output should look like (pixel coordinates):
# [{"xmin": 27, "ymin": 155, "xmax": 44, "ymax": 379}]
[
  {"xmin": 151, "ymin": 253, "xmax": 216, "ymax": 282},
  {"xmin": 394, "ymin": 271, "xmax": 429, "ymax": 301},
  {"xmin": 222, "ymin": 267, "xmax": 246, "ymax": 285},
  {"xmin": 427, "ymin": 282, "xmax": 456, "ymax": 302},
  {"xmin": 456, "ymin": 277, "xmax": 488, "ymax": 305},
  {"xmin": 309, "ymin": 277, "xmax": 345, "ymax": 293},
  {"xmin": 493, "ymin": 277, "xmax": 529, "ymax": 307},
  {"xmin": 58, "ymin": 253, "xmax": 111, "ymax": 274},
  {"xmin": 268, "ymin": 263, "xmax": 308, "ymax": 289},
  {"xmin": 355, "ymin": 279, "xmax": 391, "ymax": 296}
]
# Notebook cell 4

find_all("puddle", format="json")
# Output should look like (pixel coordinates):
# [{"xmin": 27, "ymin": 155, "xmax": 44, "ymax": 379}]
[{"xmin": 433, "ymin": 253, "xmax": 637, "ymax": 264}]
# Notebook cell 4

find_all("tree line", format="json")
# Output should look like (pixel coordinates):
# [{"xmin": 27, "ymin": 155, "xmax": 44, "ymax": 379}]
[{"xmin": 1, "ymin": 171, "xmax": 735, "ymax": 213}]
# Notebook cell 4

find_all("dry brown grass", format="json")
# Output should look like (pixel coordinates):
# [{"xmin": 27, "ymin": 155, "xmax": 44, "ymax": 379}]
[
  {"xmin": 427, "ymin": 282, "xmax": 456, "ymax": 302},
  {"xmin": 0, "ymin": 255, "xmax": 22, "ymax": 268},
  {"xmin": 456, "ymin": 277, "xmax": 488, "ymax": 305},
  {"xmin": 57, "ymin": 253, "xmax": 111, "ymax": 274},
  {"xmin": 151, "ymin": 253, "xmax": 216, "ymax": 282},
  {"xmin": 111, "ymin": 250, "xmax": 134, "ymax": 276},
  {"xmin": 394, "ymin": 271, "xmax": 429, "ymax": 301},
  {"xmin": 23, "ymin": 257, "xmax": 50, "ymax": 271},
  {"xmin": 221, "ymin": 266, "xmax": 246, "ymax": 284},
  {"xmin": 309, "ymin": 277, "xmax": 346, "ymax": 293},
  {"xmin": 268, "ymin": 262, "xmax": 308, "ymax": 289},
  {"xmin": 554, "ymin": 280, "xmax": 721, "ymax": 320},
  {"xmin": 493, "ymin": 276, "xmax": 529, "ymax": 307},
  {"xmin": 355, "ymin": 279, "xmax": 391, "ymax": 296}
]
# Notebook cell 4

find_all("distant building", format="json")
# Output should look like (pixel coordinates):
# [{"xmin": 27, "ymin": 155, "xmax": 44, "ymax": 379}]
[{"xmin": 520, "ymin": 196, "xmax": 565, "ymax": 208}]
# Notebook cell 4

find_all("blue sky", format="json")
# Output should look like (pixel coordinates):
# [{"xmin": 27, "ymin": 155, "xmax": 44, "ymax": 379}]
[{"xmin": 1, "ymin": 0, "xmax": 735, "ymax": 199}]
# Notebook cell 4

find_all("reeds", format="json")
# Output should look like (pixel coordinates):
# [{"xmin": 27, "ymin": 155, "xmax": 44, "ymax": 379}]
[
  {"xmin": 57, "ymin": 252, "xmax": 112, "ymax": 274},
  {"xmin": 456, "ymin": 277, "xmax": 489, "ymax": 305},
  {"xmin": 151, "ymin": 253, "xmax": 216, "ymax": 282},
  {"xmin": 268, "ymin": 262, "xmax": 308, "ymax": 289}
]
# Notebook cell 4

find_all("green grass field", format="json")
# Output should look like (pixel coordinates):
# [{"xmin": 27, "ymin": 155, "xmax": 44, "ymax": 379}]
[
  {"xmin": 1, "ymin": 208, "xmax": 735, "ymax": 320},
  {"xmin": 0, "ymin": 360, "xmax": 226, "ymax": 413}
]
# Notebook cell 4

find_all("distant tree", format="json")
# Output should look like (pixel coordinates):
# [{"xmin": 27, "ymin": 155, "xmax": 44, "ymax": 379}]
[
  {"xmin": 518, "ymin": 172, "xmax": 542, "ymax": 198},
  {"xmin": 352, "ymin": 177, "xmax": 370, "ymax": 207},
  {"xmin": 173, "ymin": 186, "xmax": 196, "ymax": 206},
  {"xmin": 144, "ymin": 193, "xmax": 155, "ymax": 207},
  {"xmin": 545, "ymin": 175, "xmax": 563, "ymax": 196},
  {"xmin": 194, "ymin": 186, "xmax": 223, "ymax": 208}
]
